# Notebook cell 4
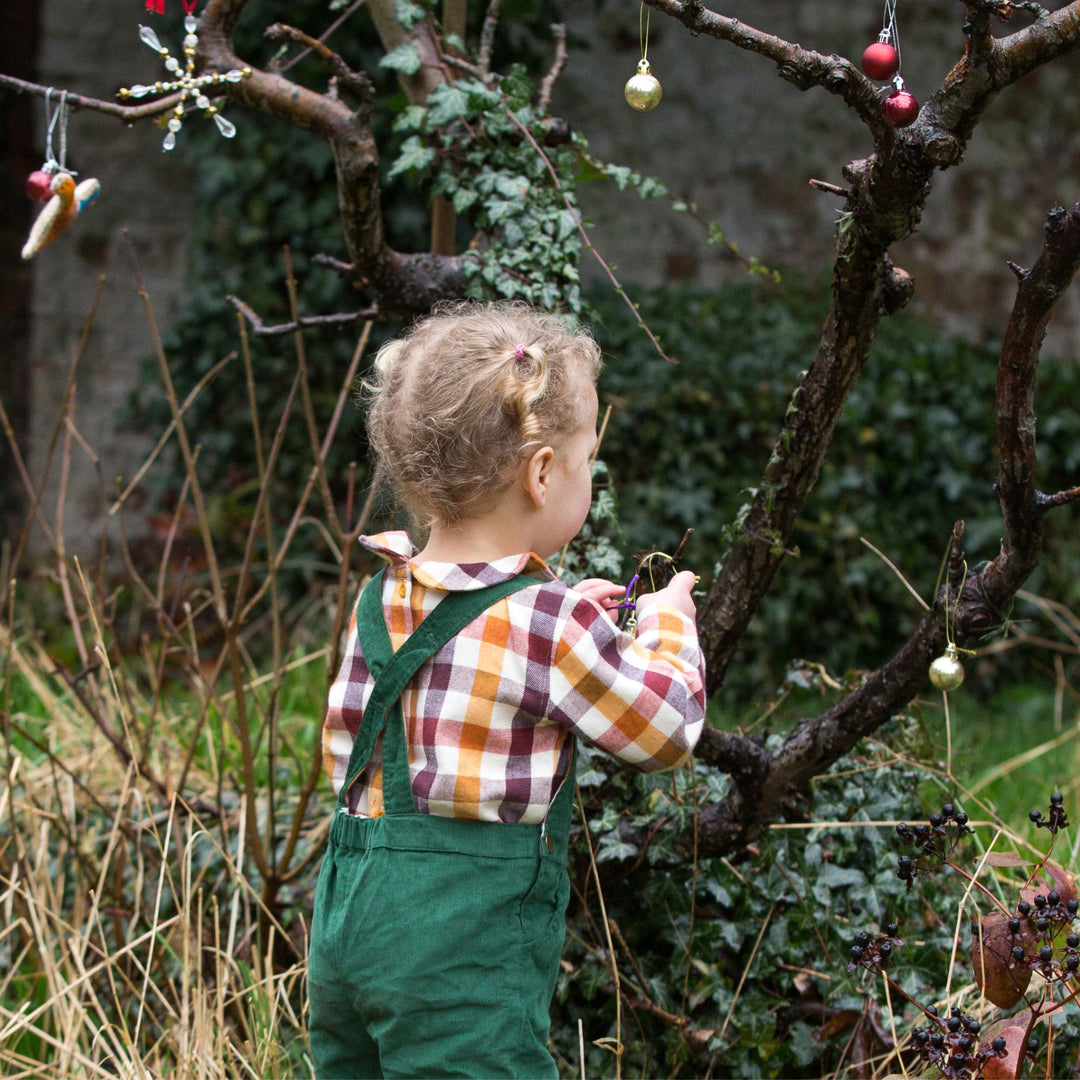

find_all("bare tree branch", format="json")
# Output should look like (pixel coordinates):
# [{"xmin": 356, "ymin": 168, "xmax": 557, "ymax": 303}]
[
  {"xmin": 227, "ymin": 295, "xmax": 378, "ymax": 336},
  {"xmin": 643, "ymin": 2, "xmax": 1080, "ymax": 694},
  {"xmin": 692, "ymin": 199, "xmax": 1080, "ymax": 856},
  {"xmin": 264, "ymin": 22, "xmax": 375, "ymax": 101},
  {"xmin": 198, "ymin": 0, "xmax": 469, "ymax": 317},
  {"xmin": 538, "ymin": 23, "xmax": 568, "ymax": 115},
  {"xmin": 0, "ymin": 72, "xmax": 188, "ymax": 122}
]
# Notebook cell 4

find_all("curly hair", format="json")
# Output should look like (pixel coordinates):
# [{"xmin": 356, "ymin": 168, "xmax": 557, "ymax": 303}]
[{"xmin": 365, "ymin": 301, "xmax": 602, "ymax": 531}]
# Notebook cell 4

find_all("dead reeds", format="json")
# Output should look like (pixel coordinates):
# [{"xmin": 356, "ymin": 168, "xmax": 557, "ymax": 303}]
[{"xmin": 1, "ymin": 252, "xmax": 374, "ymax": 1077}]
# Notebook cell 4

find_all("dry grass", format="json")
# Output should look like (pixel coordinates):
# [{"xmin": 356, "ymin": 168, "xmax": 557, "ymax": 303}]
[
  {"xmin": 0, "ymin": 683, "xmax": 309, "ymax": 1078},
  {"xmin": 1, "ymin": 262, "xmax": 373, "ymax": 1076},
  {"xmin": 3, "ymin": 263, "xmax": 1079, "ymax": 1078}
]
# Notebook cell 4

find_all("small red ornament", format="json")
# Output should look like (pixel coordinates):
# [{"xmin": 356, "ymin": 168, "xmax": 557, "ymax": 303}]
[
  {"xmin": 26, "ymin": 170, "xmax": 54, "ymax": 202},
  {"xmin": 862, "ymin": 42, "xmax": 900, "ymax": 81},
  {"xmin": 882, "ymin": 89, "xmax": 919, "ymax": 127}
]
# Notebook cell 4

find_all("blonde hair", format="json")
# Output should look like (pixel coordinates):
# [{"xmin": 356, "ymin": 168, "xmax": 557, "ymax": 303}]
[{"xmin": 366, "ymin": 301, "xmax": 602, "ymax": 530}]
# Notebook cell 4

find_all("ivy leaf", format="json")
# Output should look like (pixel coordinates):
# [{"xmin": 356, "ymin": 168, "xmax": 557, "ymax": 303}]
[
  {"xmin": 393, "ymin": 0, "xmax": 427, "ymax": 30},
  {"xmin": 493, "ymin": 173, "xmax": 529, "ymax": 200},
  {"xmin": 387, "ymin": 135, "xmax": 434, "ymax": 179},
  {"xmin": 392, "ymin": 105, "xmax": 428, "ymax": 134},
  {"xmin": 596, "ymin": 837, "xmax": 639, "ymax": 863},
  {"xmin": 466, "ymin": 83, "xmax": 503, "ymax": 112},
  {"xmin": 451, "ymin": 187, "xmax": 478, "ymax": 214},
  {"xmin": 554, "ymin": 210, "xmax": 578, "ymax": 242},
  {"xmin": 380, "ymin": 42, "xmax": 422, "ymax": 75},
  {"xmin": 577, "ymin": 767, "xmax": 608, "ymax": 788},
  {"xmin": 484, "ymin": 199, "xmax": 514, "ymax": 225},
  {"xmin": 426, "ymin": 85, "xmax": 471, "ymax": 127}
]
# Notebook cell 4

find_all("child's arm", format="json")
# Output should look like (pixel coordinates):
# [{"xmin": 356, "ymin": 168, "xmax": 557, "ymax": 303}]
[{"xmin": 545, "ymin": 582, "xmax": 706, "ymax": 772}]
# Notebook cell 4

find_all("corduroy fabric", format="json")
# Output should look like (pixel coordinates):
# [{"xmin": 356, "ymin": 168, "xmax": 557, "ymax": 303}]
[{"xmin": 308, "ymin": 572, "xmax": 570, "ymax": 1079}]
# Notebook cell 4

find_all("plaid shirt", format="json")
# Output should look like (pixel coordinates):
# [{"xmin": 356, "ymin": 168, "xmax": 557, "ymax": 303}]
[{"xmin": 323, "ymin": 532, "xmax": 706, "ymax": 823}]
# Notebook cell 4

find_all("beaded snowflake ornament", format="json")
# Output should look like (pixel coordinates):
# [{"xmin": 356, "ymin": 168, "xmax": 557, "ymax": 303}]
[{"xmin": 118, "ymin": 13, "xmax": 251, "ymax": 151}]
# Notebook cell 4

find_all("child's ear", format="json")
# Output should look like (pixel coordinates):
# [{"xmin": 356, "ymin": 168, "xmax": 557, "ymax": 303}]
[{"xmin": 523, "ymin": 445, "xmax": 555, "ymax": 508}]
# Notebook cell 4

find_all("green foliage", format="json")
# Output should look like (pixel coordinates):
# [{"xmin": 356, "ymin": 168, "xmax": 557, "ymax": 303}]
[
  {"xmin": 553, "ymin": 723, "xmax": 964, "ymax": 1078},
  {"xmin": 127, "ymin": 2, "xmax": 676, "ymax": 584},
  {"xmin": 557, "ymin": 460, "xmax": 626, "ymax": 585},
  {"xmin": 389, "ymin": 66, "xmax": 587, "ymax": 312},
  {"xmin": 590, "ymin": 278, "xmax": 1080, "ymax": 704}
]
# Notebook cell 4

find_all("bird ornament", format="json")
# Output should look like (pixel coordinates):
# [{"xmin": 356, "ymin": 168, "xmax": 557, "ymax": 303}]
[{"xmin": 21, "ymin": 170, "xmax": 100, "ymax": 260}]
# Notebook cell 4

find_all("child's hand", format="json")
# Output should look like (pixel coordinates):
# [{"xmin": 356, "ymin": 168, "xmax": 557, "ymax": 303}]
[
  {"xmin": 573, "ymin": 578, "xmax": 627, "ymax": 621},
  {"xmin": 635, "ymin": 570, "xmax": 698, "ymax": 622}
]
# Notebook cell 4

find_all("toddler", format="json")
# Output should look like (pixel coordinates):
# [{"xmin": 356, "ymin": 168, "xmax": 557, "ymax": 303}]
[{"xmin": 308, "ymin": 301, "xmax": 705, "ymax": 1079}]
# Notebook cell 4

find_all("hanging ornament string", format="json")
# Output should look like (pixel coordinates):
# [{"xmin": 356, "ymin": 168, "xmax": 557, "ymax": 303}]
[
  {"xmin": 45, "ymin": 89, "xmax": 74, "ymax": 175},
  {"xmin": 882, "ymin": 0, "xmax": 900, "ymax": 65},
  {"xmin": 117, "ymin": 4, "xmax": 251, "ymax": 151},
  {"xmin": 624, "ymin": 2, "xmax": 662, "ymax": 113},
  {"xmin": 22, "ymin": 88, "xmax": 101, "ymax": 258},
  {"xmin": 26, "ymin": 89, "xmax": 79, "ymax": 202},
  {"xmin": 928, "ymin": 561, "xmax": 976, "ymax": 693},
  {"xmin": 860, "ymin": 0, "xmax": 919, "ymax": 128}
]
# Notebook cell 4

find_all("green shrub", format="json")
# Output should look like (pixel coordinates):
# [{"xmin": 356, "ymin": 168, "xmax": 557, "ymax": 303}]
[
  {"xmin": 590, "ymin": 279, "xmax": 1080, "ymax": 705},
  {"xmin": 553, "ymin": 719, "xmax": 975, "ymax": 1078}
]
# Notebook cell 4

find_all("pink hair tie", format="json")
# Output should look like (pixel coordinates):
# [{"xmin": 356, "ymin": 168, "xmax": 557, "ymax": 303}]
[{"xmin": 514, "ymin": 344, "xmax": 527, "ymax": 360}]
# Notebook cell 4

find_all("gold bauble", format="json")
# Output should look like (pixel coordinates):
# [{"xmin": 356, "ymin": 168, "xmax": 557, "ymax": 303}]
[
  {"xmin": 624, "ymin": 59, "xmax": 662, "ymax": 112},
  {"xmin": 929, "ymin": 646, "xmax": 965, "ymax": 692}
]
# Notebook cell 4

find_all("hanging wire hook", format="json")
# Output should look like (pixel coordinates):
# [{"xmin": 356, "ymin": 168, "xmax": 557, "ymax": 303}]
[
  {"xmin": 881, "ymin": 0, "xmax": 901, "ymax": 68},
  {"xmin": 43, "ymin": 87, "xmax": 58, "ymax": 172},
  {"xmin": 943, "ymin": 560, "xmax": 970, "ymax": 651},
  {"xmin": 43, "ymin": 88, "xmax": 76, "ymax": 175}
]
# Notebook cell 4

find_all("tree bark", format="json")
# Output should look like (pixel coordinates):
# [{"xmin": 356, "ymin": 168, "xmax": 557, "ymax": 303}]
[{"xmin": 4, "ymin": 0, "xmax": 1080, "ymax": 861}]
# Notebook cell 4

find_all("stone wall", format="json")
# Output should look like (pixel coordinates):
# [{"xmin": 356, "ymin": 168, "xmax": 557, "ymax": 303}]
[
  {"xmin": 555, "ymin": 1, "xmax": 1080, "ymax": 351},
  {"xmin": 9, "ymin": 0, "xmax": 1080, "ymax": 555},
  {"xmin": 14, "ymin": 0, "xmax": 199, "ymax": 553}
]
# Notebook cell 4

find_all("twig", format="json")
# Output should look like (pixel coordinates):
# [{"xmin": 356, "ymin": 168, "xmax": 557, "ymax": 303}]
[
  {"xmin": 0, "ymin": 72, "xmax": 186, "ymax": 122},
  {"xmin": 575, "ymin": 783, "xmax": 624, "ymax": 1078},
  {"xmin": 809, "ymin": 178, "xmax": 852, "ymax": 198},
  {"xmin": 108, "ymin": 355, "xmax": 233, "ymax": 517},
  {"xmin": 275, "ymin": 0, "xmax": 369, "ymax": 75},
  {"xmin": 538, "ymin": 24, "xmax": 567, "ymax": 115},
  {"xmin": 227, "ymin": 294, "xmax": 377, "ymax": 336},
  {"xmin": 126, "ymin": 234, "xmax": 227, "ymax": 622},
  {"xmin": 860, "ymin": 536, "xmax": 931, "ymax": 611},
  {"xmin": 0, "ymin": 277, "xmax": 106, "ymax": 606},
  {"xmin": 718, "ymin": 904, "xmax": 774, "ymax": 1044},
  {"xmin": 265, "ymin": 22, "xmax": 375, "ymax": 103},
  {"xmin": 477, "ymin": 0, "xmax": 502, "ymax": 78}
]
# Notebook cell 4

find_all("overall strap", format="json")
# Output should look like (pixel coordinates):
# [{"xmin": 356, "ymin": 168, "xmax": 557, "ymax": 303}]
[{"xmin": 339, "ymin": 569, "xmax": 537, "ymax": 814}]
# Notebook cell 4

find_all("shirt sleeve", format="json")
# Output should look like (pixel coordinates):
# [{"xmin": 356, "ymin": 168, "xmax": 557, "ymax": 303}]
[{"xmin": 543, "ymin": 589, "xmax": 706, "ymax": 771}]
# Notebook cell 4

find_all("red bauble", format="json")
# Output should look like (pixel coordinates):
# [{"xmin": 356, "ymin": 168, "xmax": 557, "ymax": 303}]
[
  {"xmin": 26, "ymin": 170, "xmax": 53, "ymax": 202},
  {"xmin": 882, "ymin": 90, "xmax": 919, "ymax": 128},
  {"xmin": 862, "ymin": 42, "xmax": 899, "ymax": 81}
]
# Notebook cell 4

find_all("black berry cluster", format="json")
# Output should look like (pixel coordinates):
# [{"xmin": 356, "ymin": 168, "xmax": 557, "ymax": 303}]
[
  {"xmin": 1029, "ymin": 791, "xmax": 1069, "ymax": 835},
  {"xmin": 1009, "ymin": 890, "xmax": 1080, "ymax": 982},
  {"xmin": 909, "ymin": 1005, "xmax": 1006, "ymax": 1079},
  {"xmin": 847, "ymin": 923, "xmax": 903, "ymax": 975},
  {"xmin": 894, "ymin": 802, "xmax": 972, "ymax": 890}
]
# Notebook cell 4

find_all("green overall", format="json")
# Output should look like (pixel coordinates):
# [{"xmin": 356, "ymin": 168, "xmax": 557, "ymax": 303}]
[{"xmin": 308, "ymin": 571, "xmax": 573, "ymax": 1080}]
